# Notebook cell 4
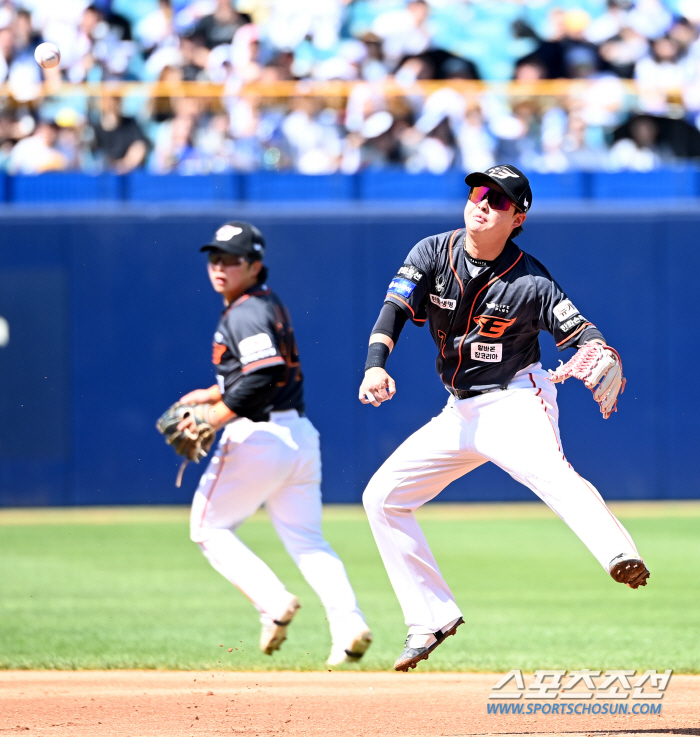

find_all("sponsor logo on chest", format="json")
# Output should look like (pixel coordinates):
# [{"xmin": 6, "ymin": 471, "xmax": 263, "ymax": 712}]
[
  {"xmin": 430, "ymin": 293, "xmax": 456, "ymax": 310},
  {"xmin": 486, "ymin": 302, "xmax": 510, "ymax": 313},
  {"xmin": 471, "ymin": 342, "xmax": 502, "ymax": 362}
]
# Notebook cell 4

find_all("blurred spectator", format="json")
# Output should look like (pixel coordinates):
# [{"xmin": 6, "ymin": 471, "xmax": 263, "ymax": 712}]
[
  {"xmin": 135, "ymin": 0, "xmax": 178, "ymax": 57},
  {"xmin": 341, "ymin": 111, "xmax": 403, "ymax": 173},
  {"xmin": 193, "ymin": 0, "xmax": 249, "ymax": 49},
  {"xmin": 7, "ymin": 120, "xmax": 68, "ymax": 174},
  {"xmin": 151, "ymin": 112, "xmax": 205, "ymax": 173},
  {"xmin": 523, "ymin": 9, "xmax": 604, "ymax": 79},
  {"xmin": 598, "ymin": 26, "xmax": 649, "ymax": 78},
  {"xmin": 371, "ymin": 0, "xmax": 432, "ymax": 70},
  {"xmin": 54, "ymin": 108, "xmax": 89, "ymax": 171},
  {"xmin": 67, "ymin": 4, "xmax": 136, "ymax": 83},
  {"xmin": 178, "ymin": 29, "xmax": 210, "ymax": 80},
  {"xmin": 359, "ymin": 33, "xmax": 390, "ymax": 82},
  {"xmin": 561, "ymin": 113, "xmax": 609, "ymax": 170},
  {"xmin": 281, "ymin": 97, "xmax": 342, "ymax": 173},
  {"xmin": 608, "ymin": 114, "xmax": 674, "ymax": 170},
  {"xmin": 585, "ymin": 0, "xmax": 634, "ymax": 45},
  {"xmin": 229, "ymin": 23, "xmax": 262, "ymax": 82},
  {"xmin": 514, "ymin": 56, "xmax": 548, "ymax": 81},
  {"xmin": 266, "ymin": 0, "xmax": 343, "ymax": 56},
  {"xmin": 457, "ymin": 104, "xmax": 496, "ymax": 173},
  {"xmin": 92, "ymin": 96, "xmax": 149, "ymax": 173},
  {"xmin": 635, "ymin": 36, "xmax": 686, "ymax": 113}
]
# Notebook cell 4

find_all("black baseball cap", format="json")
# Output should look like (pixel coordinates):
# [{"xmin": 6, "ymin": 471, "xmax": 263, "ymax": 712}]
[
  {"xmin": 465, "ymin": 164, "xmax": 532, "ymax": 213},
  {"xmin": 200, "ymin": 221, "xmax": 266, "ymax": 260}
]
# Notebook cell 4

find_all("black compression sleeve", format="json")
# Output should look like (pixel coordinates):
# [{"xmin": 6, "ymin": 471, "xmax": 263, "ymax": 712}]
[
  {"xmin": 222, "ymin": 365, "xmax": 286, "ymax": 419},
  {"xmin": 371, "ymin": 302, "xmax": 409, "ymax": 345},
  {"xmin": 576, "ymin": 326, "xmax": 606, "ymax": 347},
  {"xmin": 365, "ymin": 342, "xmax": 390, "ymax": 372}
]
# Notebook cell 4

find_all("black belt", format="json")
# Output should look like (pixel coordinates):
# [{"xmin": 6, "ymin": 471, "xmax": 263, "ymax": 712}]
[{"xmin": 448, "ymin": 387, "xmax": 506, "ymax": 400}]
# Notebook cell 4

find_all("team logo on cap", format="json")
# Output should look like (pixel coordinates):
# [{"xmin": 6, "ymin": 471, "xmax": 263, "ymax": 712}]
[
  {"xmin": 216, "ymin": 224, "xmax": 242, "ymax": 241},
  {"xmin": 487, "ymin": 166, "xmax": 519, "ymax": 180}
]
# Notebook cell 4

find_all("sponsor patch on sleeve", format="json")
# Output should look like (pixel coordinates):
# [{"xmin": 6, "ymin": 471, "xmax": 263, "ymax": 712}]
[
  {"xmin": 238, "ymin": 332, "xmax": 278, "ymax": 365},
  {"xmin": 387, "ymin": 277, "xmax": 417, "ymax": 300},
  {"xmin": 470, "ymin": 342, "xmax": 502, "ymax": 363},
  {"xmin": 553, "ymin": 299, "xmax": 579, "ymax": 322},
  {"xmin": 560, "ymin": 314, "xmax": 586, "ymax": 333},
  {"xmin": 397, "ymin": 264, "xmax": 424, "ymax": 284}
]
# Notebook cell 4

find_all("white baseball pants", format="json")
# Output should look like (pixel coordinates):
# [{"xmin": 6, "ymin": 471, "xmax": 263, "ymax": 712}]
[
  {"xmin": 363, "ymin": 363, "xmax": 640, "ymax": 633},
  {"xmin": 190, "ymin": 410, "xmax": 366, "ymax": 644}
]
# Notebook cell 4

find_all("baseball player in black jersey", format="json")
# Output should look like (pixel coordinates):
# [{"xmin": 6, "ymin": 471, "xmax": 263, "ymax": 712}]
[
  {"xmin": 180, "ymin": 221, "xmax": 371, "ymax": 666},
  {"xmin": 358, "ymin": 165, "xmax": 650, "ymax": 672}
]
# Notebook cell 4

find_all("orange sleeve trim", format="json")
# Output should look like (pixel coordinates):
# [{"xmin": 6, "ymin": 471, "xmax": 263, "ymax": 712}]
[
  {"xmin": 556, "ymin": 322, "xmax": 593, "ymax": 346},
  {"xmin": 240, "ymin": 356, "xmax": 285, "ymax": 374},
  {"xmin": 448, "ymin": 229, "xmax": 463, "ymax": 299},
  {"xmin": 386, "ymin": 293, "xmax": 416, "ymax": 318}
]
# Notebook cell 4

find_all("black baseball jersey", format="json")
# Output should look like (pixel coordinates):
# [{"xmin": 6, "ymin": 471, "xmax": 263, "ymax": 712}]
[
  {"xmin": 212, "ymin": 284, "xmax": 304, "ymax": 418},
  {"xmin": 384, "ymin": 229, "xmax": 599, "ymax": 392}
]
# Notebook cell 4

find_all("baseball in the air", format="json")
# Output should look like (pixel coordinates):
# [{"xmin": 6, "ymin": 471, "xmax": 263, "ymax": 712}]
[{"xmin": 34, "ymin": 42, "xmax": 61, "ymax": 69}]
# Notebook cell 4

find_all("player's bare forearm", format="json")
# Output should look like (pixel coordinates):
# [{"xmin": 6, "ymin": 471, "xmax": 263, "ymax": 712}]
[
  {"xmin": 179, "ymin": 385, "xmax": 222, "ymax": 405},
  {"xmin": 359, "ymin": 334, "xmax": 396, "ymax": 407},
  {"xmin": 206, "ymin": 400, "xmax": 236, "ymax": 429}
]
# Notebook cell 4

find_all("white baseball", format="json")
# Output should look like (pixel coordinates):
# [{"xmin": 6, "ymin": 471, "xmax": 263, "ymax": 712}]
[{"xmin": 34, "ymin": 42, "xmax": 61, "ymax": 69}]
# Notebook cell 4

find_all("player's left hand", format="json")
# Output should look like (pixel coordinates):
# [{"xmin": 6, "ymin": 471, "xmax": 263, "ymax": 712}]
[
  {"xmin": 156, "ymin": 402, "xmax": 217, "ymax": 461},
  {"xmin": 549, "ymin": 342, "xmax": 625, "ymax": 419},
  {"xmin": 359, "ymin": 368, "xmax": 396, "ymax": 407}
]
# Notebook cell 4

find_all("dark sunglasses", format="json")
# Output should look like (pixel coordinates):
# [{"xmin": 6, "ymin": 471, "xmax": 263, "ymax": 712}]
[
  {"xmin": 468, "ymin": 186, "xmax": 517, "ymax": 212},
  {"xmin": 207, "ymin": 252, "xmax": 247, "ymax": 267}
]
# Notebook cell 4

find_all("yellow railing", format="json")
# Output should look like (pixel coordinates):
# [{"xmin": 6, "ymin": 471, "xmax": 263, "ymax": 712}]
[{"xmin": 0, "ymin": 79, "xmax": 681, "ymax": 99}]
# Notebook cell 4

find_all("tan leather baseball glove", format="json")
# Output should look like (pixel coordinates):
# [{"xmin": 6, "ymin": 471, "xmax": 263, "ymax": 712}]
[{"xmin": 549, "ymin": 343, "xmax": 625, "ymax": 419}]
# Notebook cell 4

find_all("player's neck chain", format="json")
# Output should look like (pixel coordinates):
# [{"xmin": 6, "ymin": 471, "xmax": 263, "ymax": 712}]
[{"xmin": 463, "ymin": 239, "xmax": 494, "ymax": 268}]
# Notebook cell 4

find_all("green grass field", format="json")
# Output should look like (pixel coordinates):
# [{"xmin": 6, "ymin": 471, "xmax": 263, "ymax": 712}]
[{"xmin": 0, "ymin": 502, "xmax": 698, "ymax": 672}]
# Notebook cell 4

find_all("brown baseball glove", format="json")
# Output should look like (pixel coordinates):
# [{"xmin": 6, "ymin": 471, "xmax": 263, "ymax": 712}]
[
  {"xmin": 156, "ymin": 403, "xmax": 217, "ymax": 486},
  {"xmin": 549, "ymin": 343, "xmax": 626, "ymax": 419}
]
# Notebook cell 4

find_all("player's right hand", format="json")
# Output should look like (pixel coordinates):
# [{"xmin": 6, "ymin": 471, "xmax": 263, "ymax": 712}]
[{"xmin": 359, "ymin": 368, "xmax": 396, "ymax": 407}]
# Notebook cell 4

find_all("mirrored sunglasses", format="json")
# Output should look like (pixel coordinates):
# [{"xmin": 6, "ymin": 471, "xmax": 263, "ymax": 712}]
[
  {"xmin": 207, "ymin": 252, "xmax": 247, "ymax": 267},
  {"xmin": 468, "ymin": 186, "xmax": 517, "ymax": 212}
]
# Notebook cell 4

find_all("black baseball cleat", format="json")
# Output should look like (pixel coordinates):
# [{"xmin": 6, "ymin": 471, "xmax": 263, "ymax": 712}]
[
  {"xmin": 609, "ymin": 554, "xmax": 650, "ymax": 589},
  {"xmin": 393, "ymin": 617, "xmax": 464, "ymax": 672}
]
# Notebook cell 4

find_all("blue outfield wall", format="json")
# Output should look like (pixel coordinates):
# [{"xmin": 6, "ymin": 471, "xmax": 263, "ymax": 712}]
[
  {"xmin": 1, "ymin": 168, "xmax": 700, "ymax": 204},
  {"xmin": 0, "ymin": 200, "xmax": 698, "ymax": 506}
]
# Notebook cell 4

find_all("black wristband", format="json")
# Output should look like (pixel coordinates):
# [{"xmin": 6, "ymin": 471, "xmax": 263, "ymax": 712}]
[
  {"xmin": 577, "ymin": 327, "xmax": 605, "ymax": 347},
  {"xmin": 364, "ymin": 341, "xmax": 390, "ymax": 372}
]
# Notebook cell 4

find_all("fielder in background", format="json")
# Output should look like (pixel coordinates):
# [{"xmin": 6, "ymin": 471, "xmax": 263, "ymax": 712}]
[
  {"xmin": 358, "ymin": 165, "xmax": 650, "ymax": 673},
  {"xmin": 169, "ymin": 220, "xmax": 372, "ymax": 666}
]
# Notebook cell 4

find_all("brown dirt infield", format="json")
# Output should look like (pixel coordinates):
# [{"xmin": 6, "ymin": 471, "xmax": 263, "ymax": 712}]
[{"xmin": 0, "ymin": 671, "xmax": 697, "ymax": 737}]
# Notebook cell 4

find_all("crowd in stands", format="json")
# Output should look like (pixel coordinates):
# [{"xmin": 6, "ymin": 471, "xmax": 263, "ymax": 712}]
[{"xmin": 1, "ymin": 0, "xmax": 700, "ymax": 175}]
